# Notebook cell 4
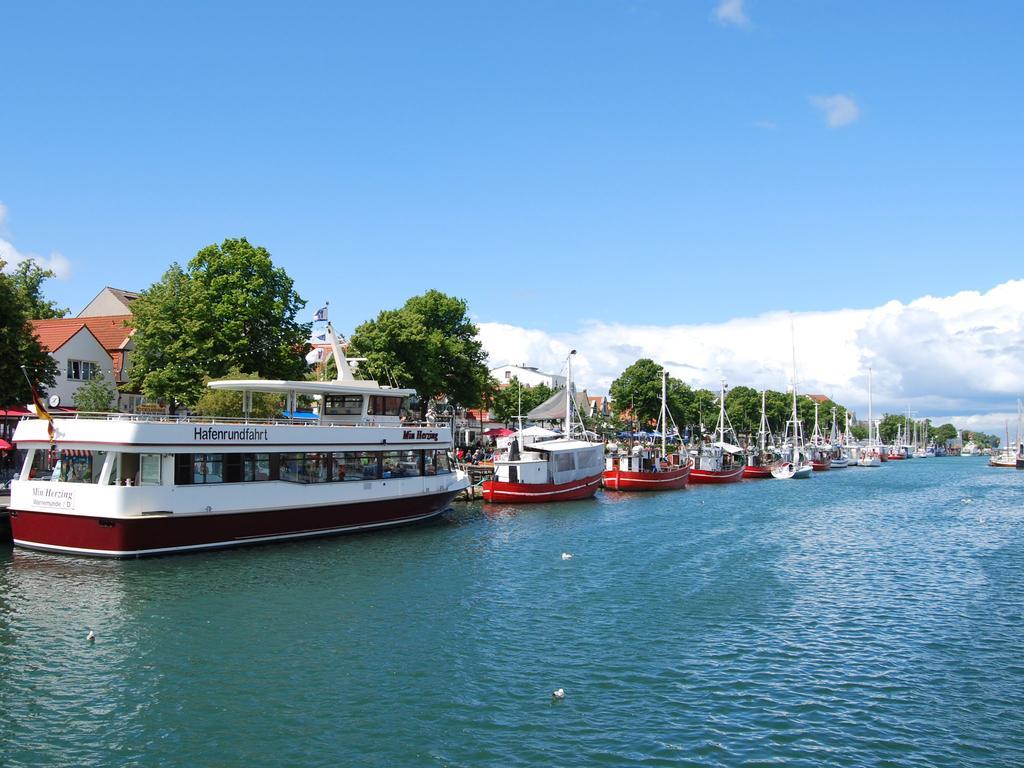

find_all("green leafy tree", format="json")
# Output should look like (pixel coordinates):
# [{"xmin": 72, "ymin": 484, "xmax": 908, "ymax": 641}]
[
  {"xmin": 490, "ymin": 377, "xmax": 556, "ymax": 425},
  {"xmin": 725, "ymin": 385, "xmax": 761, "ymax": 439},
  {"xmin": 931, "ymin": 423, "xmax": 958, "ymax": 444},
  {"xmin": 693, "ymin": 388, "xmax": 719, "ymax": 436},
  {"xmin": 10, "ymin": 261, "xmax": 68, "ymax": 319},
  {"xmin": 130, "ymin": 239, "xmax": 310, "ymax": 412},
  {"xmin": 194, "ymin": 370, "xmax": 282, "ymax": 418},
  {"xmin": 129, "ymin": 264, "xmax": 209, "ymax": 411},
  {"xmin": 850, "ymin": 424, "xmax": 869, "ymax": 440},
  {"xmin": 0, "ymin": 259, "xmax": 59, "ymax": 407},
  {"xmin": 349, "ymin": 290, "xmax": 490, "ymax": 418},
  {"xmin": 878, "ymin": 413, "xmax": 906, "ymax": 444},
  {"xmin": 608, "ymin": 359, "xmax": 693, "ymax": 434},
  {"xmin": 72, "ymin": 375, "xmax": 118, "ymax": 412}
]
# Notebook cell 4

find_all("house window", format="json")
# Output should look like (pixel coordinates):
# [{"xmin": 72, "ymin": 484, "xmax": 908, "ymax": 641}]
[
  {"xmin": 505, "ymin": 370, "xmax": 510, "ymax": 379},
  {"xmin": 67, "ymin": 360, "xmax": 100, "ymax": 381}
]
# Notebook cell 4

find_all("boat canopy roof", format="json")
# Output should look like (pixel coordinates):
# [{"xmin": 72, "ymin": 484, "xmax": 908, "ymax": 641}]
[
  {"xmin": 207, "ymin": 379, "xmax": 416, "ymax": 398},
  {"xmin": 712, "ymin": 441, "xmax": 744, "ymax": 455},
  {"xmin": 524, "ymin": 439, "xmax": 600, "ymax": 453},
  {"xmin": 515, "ymin": 426, "xmax": 559, "ymax": 439}
]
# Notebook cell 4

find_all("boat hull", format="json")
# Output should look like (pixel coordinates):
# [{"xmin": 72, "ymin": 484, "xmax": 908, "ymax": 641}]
[
  {"xmin": 811, "ymin": 460, "xmax": 831, "ymax": 471},
  {"xmin": 688, "ymin": 466, "xmax": 745, "ymax": 484},
  {"xmin": 742, "ymin": 465, "xmax": 773, "ymax": 479},
  {"xmin": 481, "ymin": 473, "xmax": 602, "ymax": 503},
  {"xmin": 602, "ymin": 466, "xmax": 690, "ymax": 491},
  {"xmin": 9, "ymin": 489, "xmax": 459, "ymax": 558},
  {"xmin": 830, "ymin": 458, "xmax": 849, "ymax": 468}
]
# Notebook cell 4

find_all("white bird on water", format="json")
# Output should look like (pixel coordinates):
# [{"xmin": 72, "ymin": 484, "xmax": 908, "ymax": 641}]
[
  {"xmin": 552, "ymin": 688, "xmax": 565, "ymax": 700},
  {"xmin": 561, "ymin": 553, "xmax": 573, "ymax": 560},
  {"xmin": 86, "ymin": 630, "xmax": 95, "ymax": 643}
]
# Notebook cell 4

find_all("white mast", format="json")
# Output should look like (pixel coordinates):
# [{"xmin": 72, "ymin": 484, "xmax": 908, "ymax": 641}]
[
  {"xmin": 867, "ymin": 367, "xmax": 874, "ymax": 447},
  {"xmin": 759, "ymin": 390, "xmax": 769, "ymax": 453},
  {"xmin": 717, "ymin": 379, "xmax": 728, "ymax": 443},
  {"xmin": 565, "ymin": 349, "xmax": 576, "ymax": 438},
  {"xmin": 660, "ymin": 369, "xmax": 668, "ymax": 457}
]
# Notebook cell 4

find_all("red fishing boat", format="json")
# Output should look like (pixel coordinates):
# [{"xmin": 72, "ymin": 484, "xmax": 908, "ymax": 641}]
[
  {"xmin": 687, "ymin": 380, "xmax": 745, "ymax": 484},
  {"xmin": 603, "ymin": 369, "xmax": 692, "ymax": 491}
]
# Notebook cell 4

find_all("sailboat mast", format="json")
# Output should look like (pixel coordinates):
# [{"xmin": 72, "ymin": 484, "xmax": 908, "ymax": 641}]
[
  {"xmin": 718, "ymin": 379, "xmax": 727, "ymax": 443},
  {"xmin": 867, "ymin": 367, "xmax": 874, "ymax": 447},
  {"xmin": 759, "ymin": 390, "xmax": 767, "ymax": 453},
  {"xmin": 661, "ymin": 370, "xmax": 668, "ymax": 457},
  {"xmin": 565, "ymin": 350, "xmax": 576, "ymax": 437}
]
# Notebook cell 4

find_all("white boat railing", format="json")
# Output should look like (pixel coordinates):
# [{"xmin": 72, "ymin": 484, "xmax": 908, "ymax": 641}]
[{"xmin": 21, "ymin": 412, "xmax": 442, "ymax": 429}]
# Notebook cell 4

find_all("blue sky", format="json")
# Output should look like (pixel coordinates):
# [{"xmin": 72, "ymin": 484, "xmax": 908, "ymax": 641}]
[{"xmin": 2, "ymin": 1, "xmax": 1023, "ymax": 427}]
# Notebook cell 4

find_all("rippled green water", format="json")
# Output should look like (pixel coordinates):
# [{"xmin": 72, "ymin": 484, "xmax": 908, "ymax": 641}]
[{"xmin": 2, "ymin": 458, "xmax": 1022, "ymax": 767}]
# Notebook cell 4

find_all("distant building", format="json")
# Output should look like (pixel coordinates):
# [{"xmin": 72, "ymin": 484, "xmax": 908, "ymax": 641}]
[
  {"xmin": 489, "ymin": 364, "xmax": 566, "ymax": 390},
  {"xmin": 805, "ymin": 394, "xmax": 830, "ymax": 404},
  {"xmin": 77, "ymin": 286, "xmax": 140, "ymax": 317}
]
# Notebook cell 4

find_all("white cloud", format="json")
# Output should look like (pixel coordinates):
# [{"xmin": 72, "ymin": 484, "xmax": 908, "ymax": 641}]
[
  {"xmin": 713, "ymin": 0, "xmax": 749, "ymax": 27},
  {"xmin": 0, "ymin": 202, "xmax": 73, "ymax": 279},
  {"xmin": 478, "ymin": 279, "xmax": 1024, "ymax": 433},
  {"xmin": 810, "ymin": 93, "xmax": 860, "ymax": 128}
]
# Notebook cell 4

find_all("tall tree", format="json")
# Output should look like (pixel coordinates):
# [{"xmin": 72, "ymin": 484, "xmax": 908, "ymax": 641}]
[
  {"xmin": 188, "ymin": 238, "xmax": 309, "ymax": 380},
  {"xmin": 9, "ymin": 260, "xmax": 69, "ymax": 319},
  {"xmin": 0, "ymin": 259, "xmax": 59, "ymax": 406},
  {"xmin": 609, "ymin": 359, "xmax": 693, "ymax": 433},
  {"xmin": 349, "ymin": 290, "xmax": 490, "ymax": 417},
  {"xmin": 129, "ymin": 239, "xmax": 309, "ymax": 411},
  {"xmin": 490, "ymin": 378, "xmax": 556, "ymax": 425}
]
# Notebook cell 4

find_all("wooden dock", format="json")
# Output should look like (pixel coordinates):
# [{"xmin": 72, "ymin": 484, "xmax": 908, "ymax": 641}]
[{"xmin": 458, "ymin": 464, "xmax": 492, "ymax": 500}]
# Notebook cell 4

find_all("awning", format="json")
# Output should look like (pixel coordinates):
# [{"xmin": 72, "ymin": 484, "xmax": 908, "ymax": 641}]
[
  {"xmin": 484, "ymin": 427, "xmax": 515, "ymax": 437},
  {"xmin": 59, "ymin": 449, "xmax": 92, "ymax": 457},
  {"xmin": 0, "ymin": 438, "xmax": 12, "ymax": 451},
  {"xmin": 712, "ymin": 441, "xmax": 744, "ymax": 455}
]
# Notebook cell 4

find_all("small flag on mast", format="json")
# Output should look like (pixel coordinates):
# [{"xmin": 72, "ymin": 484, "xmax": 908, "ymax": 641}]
[{"xmin": 313, "ymin": 305, "xmax": 329, "ymax": 322}]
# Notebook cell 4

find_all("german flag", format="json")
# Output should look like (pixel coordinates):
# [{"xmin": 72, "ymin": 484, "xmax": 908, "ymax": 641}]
[{"xmin": 21, "ymin": 366, "xmax": 55, "ymax": 444}]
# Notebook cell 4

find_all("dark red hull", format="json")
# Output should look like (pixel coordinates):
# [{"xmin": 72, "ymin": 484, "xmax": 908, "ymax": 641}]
[
  {"xmin": 603, "ymin": 465, "xmax": 690, "ymax": 491},
  {"xmin": 886, "ymin": 454, "xmax": 906, "ymax": 460},
  {"xmin": 481, "ymin": 473, "xmax": 602, "ymax": 503},
  {"xmin": 811, "ymin": 460, "xmax": 831, "ymax": 471},
  {"xmin": 742, "ymin": 465, "xmax": 773, "ymax": 479},
  {"xmin": 688, "ymin": 465, "xmax": 745, "ymax": 484},
  {"xmin": 9, "ymin": 490, "xmax": 458, "ymax": 557}
]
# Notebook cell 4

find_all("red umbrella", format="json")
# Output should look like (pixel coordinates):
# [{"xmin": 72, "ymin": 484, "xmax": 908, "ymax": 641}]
[
  {"xmin": 483, "ymin": 427, "xmax": 515, "ymax": 437},
  {"xmin": 0, "ymin": 438, "xmax": 12, "ymax": 451}
]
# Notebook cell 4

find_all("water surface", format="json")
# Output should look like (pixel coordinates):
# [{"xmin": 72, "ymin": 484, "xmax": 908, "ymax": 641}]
[{"xmin": 1, "ymin": 458, "xmax": 1022, "ymax": 766}]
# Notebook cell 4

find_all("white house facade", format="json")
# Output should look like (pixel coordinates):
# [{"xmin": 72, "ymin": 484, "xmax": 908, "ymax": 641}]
[{"xmin": 489, "ymin": 365, "xmax": 566, "ymax": 389}]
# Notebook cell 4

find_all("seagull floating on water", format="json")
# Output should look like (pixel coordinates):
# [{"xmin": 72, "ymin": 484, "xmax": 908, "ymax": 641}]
[
  {"xmin": 86, "ymin": 630, "xmax": 95, "ymax": 643},
  {"xmin": 561, "ymin": 553, "xmax": 573, "ymax": 560},
  {"xmin": 552, "ymin": 688, "xmax": 565, "ymax": 700}
]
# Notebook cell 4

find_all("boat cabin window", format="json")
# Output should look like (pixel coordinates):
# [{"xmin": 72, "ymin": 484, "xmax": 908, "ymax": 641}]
[
  {"xmin": 425, "ymin": 450, "xmax": 451, "ymax": 475},
  {"xmin": 384, "ymin": 449, "xmax": 422, "ymax": 477},
  {"xmin": 58, "ymin": 451, "xmax": 94, "ymax": 483},
  {"xmin": 331, "ymin": 451, "xmax": 381, "ymax": 481},
  {"xmin": 367, "ymin": 396, "xmax": 404, "ymax": 417},
  {"xmin": 140, "ymin": 454, "xmax": 162, "ymax": 486},
  {"xmin": 554, "ymin": 453, "xmax": 574, "ymax": 472},
  {"xmin": 323, "ymin": 395, "xmax": 364, "ymax": 416},
  {"xmin": 188, "ymin": 453, "xmax": 225, "ymax": 484}
]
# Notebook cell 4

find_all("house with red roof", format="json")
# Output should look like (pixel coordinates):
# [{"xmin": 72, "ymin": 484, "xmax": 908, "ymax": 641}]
[{"xmin": 31, "ymin": 314, "xmax": 136, "ymax": 411}]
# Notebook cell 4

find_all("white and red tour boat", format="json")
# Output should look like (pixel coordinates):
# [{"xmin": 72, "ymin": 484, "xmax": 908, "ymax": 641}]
[
  {"xmin": 603, "ymin": 370, "xmax": 692, "ymax": 491},
  {"xmin": 482, "ymin": 350, "xmax": 604, "ymax": 503},
  {"xmin": 688, "ymin": 380, "xmax": 745, "ymax": 484},
  {"xmin": 9, "ymin": 325, "xmax": 468, "ymax": 557}
]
